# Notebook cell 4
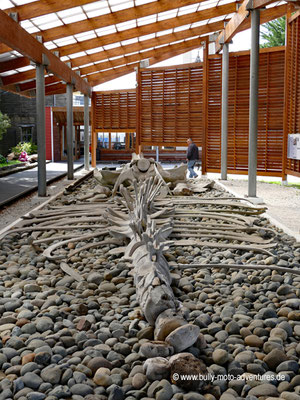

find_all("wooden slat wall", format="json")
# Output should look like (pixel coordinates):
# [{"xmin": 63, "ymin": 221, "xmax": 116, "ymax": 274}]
[
  {"xmin": 284, "ymin": 14, "xmax": 300, "ymax": 177},
  {"xmin": 205, "ymin": 48, "xmax": 285, "ymax": 176},
  {"xmin": 93, "ymin": 90, "xmax": 136, "ymax": 131},
  {"xmin": 138, "ymin": 64, "xmax": 203, "ymax": 146}
]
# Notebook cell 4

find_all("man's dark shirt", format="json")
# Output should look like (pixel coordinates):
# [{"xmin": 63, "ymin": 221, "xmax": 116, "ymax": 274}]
[{"xmin": 187, "ymin": 143, "xmax": 199, "ymax": 160}]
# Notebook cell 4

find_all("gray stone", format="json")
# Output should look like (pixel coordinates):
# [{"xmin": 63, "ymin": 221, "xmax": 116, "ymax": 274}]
[
  {"xmin": 248, "ymin": 383, "xmax": 278, "ymax": 397},
  {"xmin": 155, "ymin": 379, "xmax": 173, "ymax": 400},
  {"xmin": 225, "ymin": 321, "xmax": 240, "ymax": 335},
  {"xmin": 22, "ymin": 372, "xmax": 43, "ymax": 390},
  {"xmin": 27, "ymin": 393, "xmax": 46, "ymax": 400},
  {"xmin": 132, "ymin": 373, "xmax": 147, "ymax": 390},
  {"xmin": 140, "ymin": 342, "xmax": 173, "ymax": 358},
  {"xmin": 144, "ymin": 357, "xmax": 170, "ymax": 381},
  {"xmin": 70, "ymin": 383, "xmax": 94, "ymax": 396},
  {"xmin": 212, "ymin": 349, "xmax": 229, "ymax": 365},
  {"xmin": 235, "ymin": 351, "xmax": 255, "ymax": 365},
  {"xmin": 40, "ymin": 366, "xmax": 62, "ymax": 384},
  {"xmin": 24, "ymin": 284, "xmax": 41, "ymax": 293},
  {"xmin": 35, "ymin": 317, "xmax": 54, "ymax": 333},
  {"xmin": 276, "ymin": 360, "xmax": 299, "ymax": 373},
  {"xmin": 165, "ymin": 324, "xmax": 200, "ymax": 352}
]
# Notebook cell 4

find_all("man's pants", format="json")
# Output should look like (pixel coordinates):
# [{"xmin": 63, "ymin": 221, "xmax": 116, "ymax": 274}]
[{"xmin": 187, "ymin": 160, "xmax": 198, "ymax": 178}]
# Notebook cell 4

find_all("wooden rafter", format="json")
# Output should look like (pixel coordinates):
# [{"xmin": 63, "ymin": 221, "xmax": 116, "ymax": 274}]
[
  {"xmin": 5, "ymin": 0, "xmax": 101, "ymax": 21},
  {"xmin": 0, "ymin": 3, "xmax": 286, "ymax": 90},
  {"xmin": 19, "ymin": 36, "xmax": 203, "ymax": 93},
  {"xmin": 31, "ymin": 0, "xmax": 206, "ymax": 43},
  {"xmin": 0, "ymin": 9, "xmax": 91, "ymax": 95},
  {"xmin": 1, "ymin": 19, "xmax": 226, "ymax": 88},
  {"xmin": 39, "ymin": 3, "xmax": 237, "ymax": 58},
  {"xmin": 215, "ymin": 0, "xmax": 285, "ymax": 52},
  {"xmin": 22, "ymin": 38, "xmax": 204, "ymax": 96},
  {"xmin": 0, "ymin": 19, "xmax": 226, "ymax": 76}
]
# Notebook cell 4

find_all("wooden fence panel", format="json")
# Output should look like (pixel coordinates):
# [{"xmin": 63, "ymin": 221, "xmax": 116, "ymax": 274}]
[
  {"xmin": 139, "ymin": 64, "xmax": 203, "ymax": 146},
  {"xmin": 205, "ymin": 48, "xmax": 285, "ymax": 176},
  {"xmin": 93, "ymin": 90, "xmax": 136, "ymax": 131},
  {"xmin": 284, "ymin": 14, "xmax": 300, "ymax": 178}
]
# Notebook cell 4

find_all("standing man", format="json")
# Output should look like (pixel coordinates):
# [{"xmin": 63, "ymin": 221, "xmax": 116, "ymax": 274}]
[{"xmin": 186, "ymin": 138, "xmax": 199, "ymax": 178}]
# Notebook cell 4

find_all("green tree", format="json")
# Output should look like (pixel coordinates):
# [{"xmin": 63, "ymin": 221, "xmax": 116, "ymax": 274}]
[
  {"xmin": 260, "ymin": 17, "xmax": 286, "ymax": 48},
  {"xmin": 0, "ymin": 111, "xmax": 11, "ymax": 141}
]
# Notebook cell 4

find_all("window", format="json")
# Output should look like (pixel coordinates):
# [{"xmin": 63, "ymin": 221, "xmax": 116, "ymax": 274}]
[{"xmin": 20, "ymin": 126, "xmax": 34, "ymax": 142}]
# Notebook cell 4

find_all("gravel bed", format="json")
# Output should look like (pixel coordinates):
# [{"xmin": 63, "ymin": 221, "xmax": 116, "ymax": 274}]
[{"xmin": 0, "ymin": 175, "xmax": 299, "ymax": 400}]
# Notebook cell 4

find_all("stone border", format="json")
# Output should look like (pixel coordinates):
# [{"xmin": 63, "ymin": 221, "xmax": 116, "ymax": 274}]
[
  {"xmin": 0, "ymin": 168, "xmax": 92, "ymax": 237},
  {"xmin": 216, "ymin": 180, "xmax": 300, "ymax": 243}
]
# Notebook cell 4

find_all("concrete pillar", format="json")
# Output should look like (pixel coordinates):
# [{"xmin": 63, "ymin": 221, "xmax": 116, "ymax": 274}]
[
  {"xmin": 36, "ymin": 63, "xmax": 46, "ymax": 197},
  {"xmin": 221, "ymin": 42, "xmax": 229, "ymax": 180},
  {"xmin": 156, "ymin": 146, "xmax": 159, "ymax": 162},
  {"xmin": 66, "ymin": 83, "xmax": 74, "ymax": 180},
  {"xmin": 84, "ymin": 94, "xmax": 89, "ymax": 171},
  {"xmin": 248, "ymin": 9, "xmax": 260, "ymax": 198}
]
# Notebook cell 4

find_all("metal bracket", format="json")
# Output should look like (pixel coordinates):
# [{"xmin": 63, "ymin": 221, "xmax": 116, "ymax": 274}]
[
  {"xmin": 140, "ymin": 59, "xmax": 149, "ymax": 68},
  {"xmin": 42, "ymin": 53, "xmax": 50, "ymax": 67},
  {"xmin": 53, "ymin": 51, "xmax": 60, "ymax": 58},
  {"xmin": 76, "ymin": 70, "xmax": 81, "ymax": 76},
  {"xmin": 66, "ymin": 62, "xmax": 72, "ymax": 69},
  {"xmin": 71, "ymin": 77, "xmax": 76, "ymax": 86},
  {"xmin": 36, "ymin": 35, "xmax": 43, "ymax": 43},
  {"xmin": 9, "ymin": 12, "xmax": 18, "ymax": 22},
  {"xmin": 209, "ymin": 33, "xmax": 219, "ymax": 42}
]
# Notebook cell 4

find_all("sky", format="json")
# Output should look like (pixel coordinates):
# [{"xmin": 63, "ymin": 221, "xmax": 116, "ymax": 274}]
[{"xmin": 94, "ymin": 29, "xmax": 253, "ymax": 91}]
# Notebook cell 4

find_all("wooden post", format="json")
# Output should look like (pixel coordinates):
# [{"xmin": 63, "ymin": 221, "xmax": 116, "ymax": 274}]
[{"xmin": 201, "ymin": 39, "xmax": 209, "ymax": 176}]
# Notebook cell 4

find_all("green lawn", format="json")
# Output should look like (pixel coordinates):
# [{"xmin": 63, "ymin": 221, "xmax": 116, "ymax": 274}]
[
  {"xmin": 0, "ymin": 160, "xmax": 21, "ymax": 168},
  {"xmin": 262, "ymin": 180, "xmax": 300, "ymax": 190}
]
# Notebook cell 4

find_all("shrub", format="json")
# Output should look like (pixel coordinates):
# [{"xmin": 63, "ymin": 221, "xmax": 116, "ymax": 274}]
[
  {"xmin": 0, "ymin": 112, "xmax": 11, "ymax": 141},
  {"xmin": 0, "ymin": 154, "xmax": 7, "ymax": 164},
  {"xmin": 11, "ymin": 141, "xmax": 37, "ymax": 156}
]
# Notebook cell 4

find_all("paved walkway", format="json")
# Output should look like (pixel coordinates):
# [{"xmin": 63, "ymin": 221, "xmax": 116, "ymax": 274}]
[
  {"xmin": 0, "ymin": 160, "xmax": 83, "ymax": 207},
  {"xmin": 216, "ymin": 179, "xmax": 300, "ymax": 242}
]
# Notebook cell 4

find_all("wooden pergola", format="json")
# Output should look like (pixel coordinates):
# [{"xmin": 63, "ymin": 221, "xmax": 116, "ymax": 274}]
[{"xmin": 0, "ymin": 0, "xmax": 299, "ymax": 197}]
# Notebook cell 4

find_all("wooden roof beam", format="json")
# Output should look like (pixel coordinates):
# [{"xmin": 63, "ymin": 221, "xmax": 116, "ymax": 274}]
[
  {"xmin": 5, "ymin": 0, "xmax": 101, "ymax": 22},
  {"xmin": 88, "ymin": 40, "xmax": 204, "ymax": 87},
  {"xmin": 46, "ymin": 3, "xmax": 237, "ymax": 58},
  {"xmin": 18, "ymin": 36, "xmax": 204, "ymax": 92},
  {"xmin": 22, "ymin": 37, "xmax": 204, "ymax": 95},
  {"xmin": 215, "ymin": 1, "xmax": 286, "ymax": 52},
  {"xmin": 0, "ymin": 9, "xmax": 91, "ymax": 95},
  {"xmin": 0, "ymin": 57, "xmax": 30, "ymax": 73},
  {"xmin": 0, "ymin": 18, "xmax": 226, "ymax": 81},
  {"xmin": 33, "ymin": 0, "xmax": 206, "ymax": 43}
]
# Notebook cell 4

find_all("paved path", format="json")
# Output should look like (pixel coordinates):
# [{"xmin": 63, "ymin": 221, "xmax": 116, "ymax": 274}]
[
  {"xmin": 217, "ymin": 179, "xmax": 300, "ymax": 242},
  {"xmin": 0, "ymin": 161, "xmax": 83, "ymax": 207}
]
